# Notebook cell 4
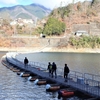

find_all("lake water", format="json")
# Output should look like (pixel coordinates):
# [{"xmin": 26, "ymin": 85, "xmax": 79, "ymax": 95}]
[{"xmin": 0, "ymin": 51, "xmax": 100, "ymax": 100}]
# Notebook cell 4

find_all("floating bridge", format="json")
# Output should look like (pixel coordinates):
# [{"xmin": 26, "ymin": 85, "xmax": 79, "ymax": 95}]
[{"xmin": 2, "ymin": 52, "xmax": 100, "ymax": 99}]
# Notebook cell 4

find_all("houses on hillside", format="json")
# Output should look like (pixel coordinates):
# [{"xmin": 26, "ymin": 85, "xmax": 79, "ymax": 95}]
[{"xmin": 10, "ymin": 18, "xmax": 36, "ymax": 26}]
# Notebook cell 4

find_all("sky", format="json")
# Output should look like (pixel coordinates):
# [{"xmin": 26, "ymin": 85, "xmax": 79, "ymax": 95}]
[{"xmin": 0, "ymin": 0, "xmax": 92, "ymax": 9}]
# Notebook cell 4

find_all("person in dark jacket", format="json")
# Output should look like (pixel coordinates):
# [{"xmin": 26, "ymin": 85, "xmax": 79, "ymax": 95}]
[
  {"xmin": 47, "ymin": 62, "xmax": 52, "ymax": 76},
  {"xmin": 51, "ymin": 62, "xmax": 57, "ymax": 78},
  {"xmin": 64, "ymin": 64, "xmax": 70, "ymax": 82},
  {"xmin": 24, "ymin": 57, "xmax": 29, "ymax": 67}
]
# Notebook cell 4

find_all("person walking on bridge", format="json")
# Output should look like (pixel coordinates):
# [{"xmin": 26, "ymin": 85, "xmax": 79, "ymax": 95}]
[
  {"xmin": 64, "ymin": 64, "xmax": 70, "ymax": 82},
  {"xmin": 47, "ymin": 62, "xmax": 52, "ymax": 77},
  {"xmin": 24, "ymin": 57, "xmax": 29, "ymax": 67},
  {"xmin": 51, "ymin": 62, "xmax": 57, "ymax": 78}
]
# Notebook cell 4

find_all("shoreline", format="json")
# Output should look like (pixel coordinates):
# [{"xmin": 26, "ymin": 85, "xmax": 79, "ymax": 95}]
[{"xmin": 0, "ymin": 47, "xmax": 100, "ymax": 53}]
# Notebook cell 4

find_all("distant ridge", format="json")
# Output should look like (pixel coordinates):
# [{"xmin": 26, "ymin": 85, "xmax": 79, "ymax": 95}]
[{"xmin": 0, "ymin": 3, "xmax": 51, "ymax": 19}]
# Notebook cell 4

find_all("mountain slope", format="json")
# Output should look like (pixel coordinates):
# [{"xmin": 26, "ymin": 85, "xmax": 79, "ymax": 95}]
[{"xmin": 0, "ymin": 3, "xmax": 51, "ymax": 19}]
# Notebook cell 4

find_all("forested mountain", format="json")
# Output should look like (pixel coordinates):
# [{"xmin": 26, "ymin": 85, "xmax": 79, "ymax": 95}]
[{"xmin": 0, "ymin": 3, "xmax": 51, "ymax": 19}]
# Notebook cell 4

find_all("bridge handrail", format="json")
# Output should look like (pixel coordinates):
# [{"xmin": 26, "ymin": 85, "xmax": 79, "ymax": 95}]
[
  {"xmin": 70, "ymin": 70, "xmax": 84, "ymax": 78},
  {"xmin": 84, "ymin": 73, "xmax": 100, "ymax": 82},
  {"xmin": 7, "ymin": 52, "xmax": 100, "ymax": 82},
  {"xmin": 7, "ymin": 52, "xmax": 100, "ymax": 81}
]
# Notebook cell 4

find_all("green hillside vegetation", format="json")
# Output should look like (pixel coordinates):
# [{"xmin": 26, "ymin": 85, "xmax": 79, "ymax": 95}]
[
  {"xmin": 69, "ymin": 36, "xmax": 100, "ymax": 49},
  {"xmin": 42, "ymin": 17, "xmax": 66, "ymax": 35}
]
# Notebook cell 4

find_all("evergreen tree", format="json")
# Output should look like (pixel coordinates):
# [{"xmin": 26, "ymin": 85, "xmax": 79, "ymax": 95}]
[{"xmin": 43, "ymin": 17, "xmax": 66, "ymax": 36}]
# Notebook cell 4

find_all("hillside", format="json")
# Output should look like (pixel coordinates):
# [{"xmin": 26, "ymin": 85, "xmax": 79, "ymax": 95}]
[
  {"xmin": 49, "ymin": 1, "xmax": 100, "ymax": 35},
  {"xmin": 0, "ymin": 3, "xmax": 51, "ymax": 19}
]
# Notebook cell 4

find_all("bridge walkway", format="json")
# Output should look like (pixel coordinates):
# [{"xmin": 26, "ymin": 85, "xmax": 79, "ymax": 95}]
[{"xmin": 3, "ymin": 52, "xmax": 100, "ymax": 99}]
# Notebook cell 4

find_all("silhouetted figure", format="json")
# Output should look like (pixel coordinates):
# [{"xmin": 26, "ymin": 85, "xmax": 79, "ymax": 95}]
[
  {"xmin": 47, "ymin": 62, "xmax": 52, "ymax": 76},
  {"xmin": 64, "ymin": 64, "xmax": 70, "ymax": 82},
  {"xmin": 24, "ymin": 57, "xmax": 29, "ymax": 67},
  {"xmin": 51, "ymin": 62, "xmax": 57, "ymax": 78}
]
